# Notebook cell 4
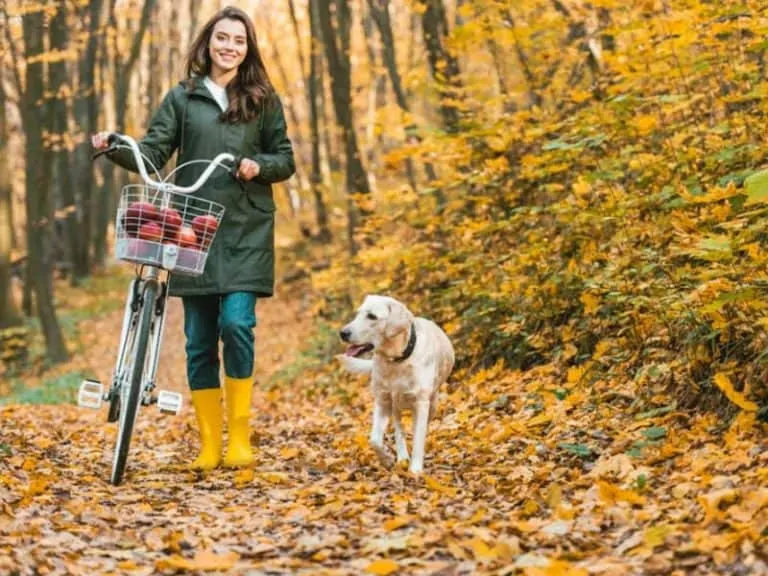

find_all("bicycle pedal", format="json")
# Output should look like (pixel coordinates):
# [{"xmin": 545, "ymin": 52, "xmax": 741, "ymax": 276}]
[
  {"xmin": 78, "ymin": 379, "xmax": 104, "ymax": 409},
  {"xmin": 157, "ymin": 390, "xmax": 183, "ymax": 415}
]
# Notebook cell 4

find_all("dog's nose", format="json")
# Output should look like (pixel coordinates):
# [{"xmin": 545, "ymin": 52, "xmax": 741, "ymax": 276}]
[{"xmin": 340, "ymin": 328, "xmax": 351, "ymax": 342}]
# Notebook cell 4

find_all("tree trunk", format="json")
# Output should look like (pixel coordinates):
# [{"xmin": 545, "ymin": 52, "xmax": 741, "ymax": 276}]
[
  {"xmin": 167, "ymin": 2, "xmax": 180, "ymax": 94},
  {"xmin": 73, "ymin": 0, "xmax": 104, "ymax": 279},
  {"xmin": 50, "ymin": 2, "xmax": 79, "ymax": 285},
  {"xmin": 308, "ymin": 0, "xmax": 331, "ymax": 242},
  {"xmin": 317, "ymin": 0, "xmax": 371, "ymax": 255},
  {"xmin": 0, "ymin": 65, "xmax": 21, "ymax": 328},
  {"xmin": 148, "ymin": 10, "xmax": 161, "ymax": 117},
  {"xmin": 361, "ymin": 2, "xmax": 386, "ymax": 177},
  {"xmin": 21, "ymin": 9, "xmax": 68, "ymax": 363},
  {"xmin": 261, "ymin": 16, "xmax": 306, "ymax": 215},
  {"xmin": 367, "ymin": 0, "xmax": 432, "ymax": 187},
  {"xmin": 420, "ymin": 0, "xmax": 463, "ymax": 132},
  {"xmin": 188, "ymin": 0, "xmax": 201, "ymax": 46},
  {"xmin": 94, "ymin": 1, "xmax": 118, "ymax": 268},
  {"xmin": 96, "ymin": 0, "xmax": 155, "ymax": 267}
]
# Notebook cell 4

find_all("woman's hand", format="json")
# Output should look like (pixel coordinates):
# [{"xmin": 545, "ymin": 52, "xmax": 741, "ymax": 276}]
[
  {"xmin": 236, "ymin": 158, "xmax": 261, "ymax": 181},
  {"xmin": 91, "ymin": 132, "xmax": 112, "ymax": 150}
]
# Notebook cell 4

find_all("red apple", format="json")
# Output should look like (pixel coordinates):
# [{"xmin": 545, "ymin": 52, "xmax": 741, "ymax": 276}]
[
  {"xmin": 176, "ymin": 225, "xmax": 198, "ymax": 248},
  {"xmin": 138, "ymin": 220, "xmax": 163, "ymax": 243},
  {"xmin": 158, "ymin": 207, "xmax": 183, "ymax": 241},
  {"xmin": 191, "ymin": 214, "xmax": 219, "ymax": 248},
  {"xmin": 123, "ymin": 201, "xmax": 159, "ymax": 236}
]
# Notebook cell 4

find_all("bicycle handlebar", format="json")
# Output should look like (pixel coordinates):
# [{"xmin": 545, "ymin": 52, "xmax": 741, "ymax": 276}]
[{"xmin": 102, "ymin": 133, "xmax": 238, "ymax": 194}]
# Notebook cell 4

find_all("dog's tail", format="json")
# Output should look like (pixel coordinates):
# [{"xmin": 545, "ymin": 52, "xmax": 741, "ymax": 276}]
[{"xmin": 335, "ymin": 354, "xmax": 373, "ymax": 374}]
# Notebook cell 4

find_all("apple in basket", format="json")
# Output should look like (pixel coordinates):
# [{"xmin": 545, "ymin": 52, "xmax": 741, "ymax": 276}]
[
  {"xmin": 176, "ymin": 226, "xmax": 198, "ymax": 248},
  {"xmin": 191, "ymin": 214, "xmax": 219, "ymax": 248},
  {"xmin": 123, "ymin": 201, "xmax": 159, "ymax": 236},
  {"xmin": 158, "ymin": 207, "xmax": 183, "ymax": 241},
  {"xmin": 138, "ymin": 220, "xmax": 164, "ymax": 243}
]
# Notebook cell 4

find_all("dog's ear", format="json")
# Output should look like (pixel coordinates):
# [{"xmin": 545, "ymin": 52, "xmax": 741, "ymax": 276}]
[{"xmin": 385, "ymin": 299, "xmax": 413, "ymax": 338}]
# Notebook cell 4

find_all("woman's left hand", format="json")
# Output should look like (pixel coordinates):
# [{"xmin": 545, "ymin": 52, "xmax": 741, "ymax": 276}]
[{"xmin": 236, "ymin": 158, "xmax": 261, "ymax": 181}]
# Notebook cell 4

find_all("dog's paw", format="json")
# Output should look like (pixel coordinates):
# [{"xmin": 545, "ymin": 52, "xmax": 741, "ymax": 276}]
[{"xmin": 370, "ymin": 443, "xmax": 395, "ymax": 467}]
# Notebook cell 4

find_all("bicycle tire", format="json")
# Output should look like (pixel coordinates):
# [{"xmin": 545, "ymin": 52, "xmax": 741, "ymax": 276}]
[{"xmin": 111, "ymin": 281, "xmax": 157, "ymax": 485}]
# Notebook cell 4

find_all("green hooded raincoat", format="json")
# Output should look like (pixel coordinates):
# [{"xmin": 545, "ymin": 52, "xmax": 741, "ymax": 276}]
[{"xmin": 107, "ymin": 80, "xmax": 295, "ymax": 297}]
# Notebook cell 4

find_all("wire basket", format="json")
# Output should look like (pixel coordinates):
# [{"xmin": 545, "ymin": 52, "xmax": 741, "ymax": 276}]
[{"xmin": 114, "ymin": 185, "xmax": 225, "ymax": 276}]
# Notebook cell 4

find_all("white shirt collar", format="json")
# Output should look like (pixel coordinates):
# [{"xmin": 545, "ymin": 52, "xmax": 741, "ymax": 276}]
[{"xmin": 203, "ymin": 76, "xmax": 228, "ymax": 112}]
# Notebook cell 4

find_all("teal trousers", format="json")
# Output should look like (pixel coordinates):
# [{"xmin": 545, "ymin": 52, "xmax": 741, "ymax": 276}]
[{"xmin": 182, "ymin": 292, "xmax": 257, "ymax": 390}]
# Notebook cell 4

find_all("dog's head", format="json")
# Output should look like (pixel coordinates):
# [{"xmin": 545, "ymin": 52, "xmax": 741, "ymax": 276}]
[{"xmin": 339, "ymin": 295, "xmax": 414, "ymax": 357}]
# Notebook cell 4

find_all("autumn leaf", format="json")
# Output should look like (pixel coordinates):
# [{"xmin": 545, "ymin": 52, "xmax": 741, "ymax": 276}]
[
  {"xmin": 743, "ymin": 169, "xmax": 768, "ymax": 206},
  {"xmin": 383, "ymin": 516, "xmax": 414, "ymax": 531},
  {"xmin": 712, "ymin": 373, "xmax": 758, "ymax": 411},
  {"xmin": 365, "ymin": 558, "xmax": 399, "ymax": 575},
  {"xmin": 279, "ymin": 446, "xmax": 300, "ymax": 459},
  {"xmin": 597, "ymin": 480, "xmax": 646, "ymax": 506},
  {"xmin": 155, "ymin": 550, "xmax": 239, "ymax": 571},
  {"xmin": 423, "ymin": 475, "xmax": 458, "ymax": 497}
]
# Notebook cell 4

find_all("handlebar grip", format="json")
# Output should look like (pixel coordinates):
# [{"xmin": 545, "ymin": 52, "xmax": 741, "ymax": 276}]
[
  {"xmin": 107, "ymin": 133, "xmax": 119, "ymax": 146},
  {"xmin": 232, "ymin": 155, "xmax": 244, "ymax": 177}
]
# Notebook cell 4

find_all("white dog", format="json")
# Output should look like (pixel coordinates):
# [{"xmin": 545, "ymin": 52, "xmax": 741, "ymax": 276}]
[{"xmin": 337, "ymin": 295, "xmax": 455, "ymax": 474}]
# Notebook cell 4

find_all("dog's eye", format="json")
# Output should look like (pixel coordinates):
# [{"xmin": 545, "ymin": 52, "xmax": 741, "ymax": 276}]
[{"xmin": 366, "ymin": 313, "xmax": 378, "ymax": 321}]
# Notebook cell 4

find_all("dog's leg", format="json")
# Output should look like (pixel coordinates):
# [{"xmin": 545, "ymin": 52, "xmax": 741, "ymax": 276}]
[
  {"xmin": 409, "ymin": 398, "xmax": 431, "ymax": 474},
  {"xmin": 369, "ymin": 396, "xmax": 394, "ymax": 466},
  {"xmin": 392, "ymin": 396, "xmax": 409, "ymax": 463}
]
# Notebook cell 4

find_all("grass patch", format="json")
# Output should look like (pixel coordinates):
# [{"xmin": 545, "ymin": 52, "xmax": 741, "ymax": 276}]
[
  {"xmin": 2, "ymin": 266, "xmax": 131, "ymax": 376},
  {"xmin": 0, "ymin": 371, "xmax": 84, "ymax": 406}
]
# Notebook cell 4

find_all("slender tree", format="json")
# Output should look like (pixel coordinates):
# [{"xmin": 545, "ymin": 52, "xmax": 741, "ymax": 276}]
[
  {"xmin": 260, "ymin": 13, "xmax": 306, "ymax": 215},
  {"xmin": 19, "ymin": 5, "xmax": 68, "ymax": 362},
  {"xmin": 367, "ymin": 0, "xmax": 435, "ymax": 186},
  {"xmin": 420, "ymin": 0, "xmax": 463, "ymax": 132},
  {"xmin": 94, "ymin": 0, "xmax": 155, "ymax": 266},
  {"xmin": 72, "ymin": 0, "xmax": 105, "ymax": 278},
  {"xmin": 0, "ymin": 61, "xmax": 21, "ymax": 328},
  {"xmin": 50, "ymin": 1, "xmax": 80, "ymax": 284},
  {"xmin": 307, "ymin": 0, "xmax": 331, "ymax": 241},
  {"xmin": 316, "ymin": 0, "xmax": 371, "ymax": 254}
]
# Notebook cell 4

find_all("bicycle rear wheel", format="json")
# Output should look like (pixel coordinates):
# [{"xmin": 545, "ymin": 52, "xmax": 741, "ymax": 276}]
[{"xmin": 111, "ymin": 281, "xmax": 157, "ymax": 485}]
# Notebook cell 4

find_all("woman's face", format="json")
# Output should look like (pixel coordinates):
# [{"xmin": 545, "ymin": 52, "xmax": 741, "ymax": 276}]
[{"xmin": 208, "ymin": 18, "xmax": 248, "ymax": 75}]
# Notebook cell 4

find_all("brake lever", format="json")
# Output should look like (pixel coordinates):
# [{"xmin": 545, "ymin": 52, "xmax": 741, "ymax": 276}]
[{"xmin": 91, "ymin": 144, "xmax": 119, "ymax": 161}]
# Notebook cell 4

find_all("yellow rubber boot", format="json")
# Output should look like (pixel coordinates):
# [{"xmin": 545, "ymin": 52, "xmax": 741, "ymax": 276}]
[
  {"xmin": 189, "ymin": 388, "xmax": 223, "ymax": 470},
  {"xmin": 223, "ymin": 376, "xmax": 255, "ymax": 467}
]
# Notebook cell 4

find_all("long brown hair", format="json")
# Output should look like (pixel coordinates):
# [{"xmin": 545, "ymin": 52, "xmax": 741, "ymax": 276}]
[{"xmin": 185, "ymin": 6, "xmax": 274, "ymax": 124}]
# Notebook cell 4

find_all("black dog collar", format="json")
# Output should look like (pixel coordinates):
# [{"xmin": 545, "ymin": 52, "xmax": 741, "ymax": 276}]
[{"xmin": 393, "ymin": 323, "xmax": 417, "ymax": 363}]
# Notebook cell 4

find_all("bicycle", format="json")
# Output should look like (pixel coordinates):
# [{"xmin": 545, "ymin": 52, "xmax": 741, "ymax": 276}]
[{"xmin": 77, "ymin": 133, "xmax": 238, "ymax": 485}]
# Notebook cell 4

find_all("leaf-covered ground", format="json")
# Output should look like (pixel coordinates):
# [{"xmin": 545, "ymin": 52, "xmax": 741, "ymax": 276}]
[{"xmin": 1, "ymin": 273, "xmax": 767, "ymax": 575}]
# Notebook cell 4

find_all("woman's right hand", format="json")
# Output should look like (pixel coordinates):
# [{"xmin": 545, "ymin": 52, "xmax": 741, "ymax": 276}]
[{"xmin": 91, "ymin": 131, "xmax": 112, "ymax": 150}]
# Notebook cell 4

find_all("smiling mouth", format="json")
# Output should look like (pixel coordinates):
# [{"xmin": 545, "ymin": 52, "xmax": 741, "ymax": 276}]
[{"xmin": 345, "ymin": 343, "xmax": 374, "ymax": 357}]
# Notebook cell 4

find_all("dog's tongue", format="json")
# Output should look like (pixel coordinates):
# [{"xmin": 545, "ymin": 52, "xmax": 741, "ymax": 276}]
[{"xmin": 345, "ymin": 344, "xmax": 367, "ymax": 357}]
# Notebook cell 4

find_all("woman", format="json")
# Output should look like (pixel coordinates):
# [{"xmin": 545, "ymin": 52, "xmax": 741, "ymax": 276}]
[{"xmin": 92, "ymin": 6, "xmax": 295, "ymax": 470}]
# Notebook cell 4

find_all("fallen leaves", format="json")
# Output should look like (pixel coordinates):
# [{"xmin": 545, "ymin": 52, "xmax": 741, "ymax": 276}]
[
  {"xmin": 713, "ymin": 373, "xmax": 759, "ymax": 412},
  {"xmin": 156, "ymin": 549, "xmax": 239, "ymax": 572},
  {"xmin": 365, "ymin": 558, "xmax": 399, "ymax": 575},
  {"xmin": 0, "ymin": 271, "xmax": 767, "ymax": 576}
]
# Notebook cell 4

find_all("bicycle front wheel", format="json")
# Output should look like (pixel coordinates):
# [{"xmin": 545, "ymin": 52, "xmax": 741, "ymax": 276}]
[{"xmin": 111, "ymin": 281, "xmax": 157, "ymax": 485}]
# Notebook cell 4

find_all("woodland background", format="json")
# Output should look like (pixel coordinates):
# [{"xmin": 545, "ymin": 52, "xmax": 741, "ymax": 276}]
[{"xmin": 0, "ymin": 0, "xmax": 767, "ymax": 574}]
